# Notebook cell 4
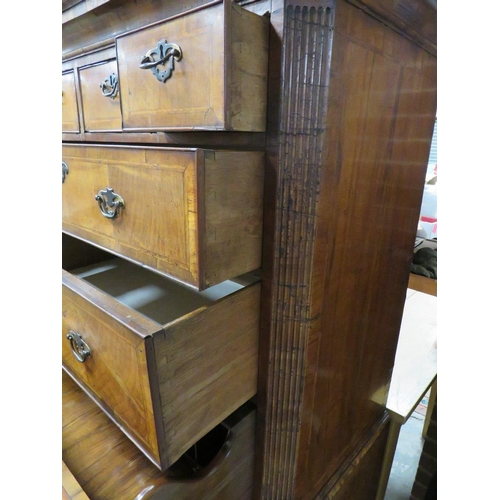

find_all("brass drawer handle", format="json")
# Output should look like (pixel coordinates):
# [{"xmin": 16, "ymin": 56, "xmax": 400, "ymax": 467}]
[
  {"xmin": 66, "ymin": 330, "xmax": 92, "ymax": 363},
  {"xmin": 95, "ymin": 187, "xmax": 125, "ymax": 219},
  {"xmin": 62, "ymin": 162, "xmax": 69, "ymax": 183},
  {"xmin": 139, "ymin": 40, "xmax": 182, "ymax": 83},
  {"xmin": 100, "ymin": 72, "xmax": 119, "ymax": 99}
]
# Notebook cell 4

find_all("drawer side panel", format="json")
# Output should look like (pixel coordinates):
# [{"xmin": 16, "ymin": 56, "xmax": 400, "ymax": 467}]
[
  {"xmin": 203, "ymin": 150, "xmax": 264, "ymax": 287},
  {"xmin": 153, "ymin": 282, "xmax": 260, "ymax": 466}
]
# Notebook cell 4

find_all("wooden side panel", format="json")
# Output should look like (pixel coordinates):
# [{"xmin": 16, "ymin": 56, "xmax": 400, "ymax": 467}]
[
  {"xmin": 79, "ymin": 59, "xmax": 122, "ymax": 131},
  {"xmin": 62, "ymin": 276, "xmax": 160, "ymax": 462},
  {"xmin": 227, "ymin": 1, "xmax": 269, "ymax": 131},
  {"xmin": 315, "ymin": 416, "xmax": 390, "ymax": 500},
  {"xmin": 63, "ymin": 370, "xmax": 256, "ymax": 500},
  {"xmin": 203, "ymin": 150, "xmax": 265, "ymax": 287},
  {"xmin": 62, "ymin": 145, "xmax": 201, "ymax": 287},
  {"xmin": 153, "ymin": 283, "xmax": 260, "ymax": 466},
  {"xmin": 295, "ymin": 2, "xmax": 437, "ymax": 497},
  {"xmin": 256, "ymin": 0, "xmax": 437, "ymax": 499},
  {"xmin": 62, "ymin": 71, "xmax": 80, "ymax": 132},
  {"xmin": 345, "ymin": 0, "xmax": 436, "ymax": 55},
  {"xmin": 117, "ymin": 3, "xmax": 225, "ymax": 130}
]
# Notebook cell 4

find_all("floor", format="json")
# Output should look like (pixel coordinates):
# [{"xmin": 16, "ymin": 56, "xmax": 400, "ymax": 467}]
[{"xmin": 383, "ymin": 394, "xmax": 429, "ymax": 500}]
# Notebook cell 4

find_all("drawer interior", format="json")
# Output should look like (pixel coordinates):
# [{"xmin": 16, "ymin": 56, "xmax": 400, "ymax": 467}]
[{"xmin": 63, "ymin": 234, "xmax": 260, "ymax": 325}]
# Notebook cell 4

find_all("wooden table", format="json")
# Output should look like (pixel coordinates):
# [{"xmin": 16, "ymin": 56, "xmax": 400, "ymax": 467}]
[{"xmin": 375, "ymin": 289, "xmax": 437, "ymax": 500}]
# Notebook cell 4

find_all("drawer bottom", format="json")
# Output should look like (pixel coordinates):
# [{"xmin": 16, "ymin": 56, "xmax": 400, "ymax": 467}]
[{"xmin": 62, "ymin": 370, "xmax": 255, "ymax": 500}]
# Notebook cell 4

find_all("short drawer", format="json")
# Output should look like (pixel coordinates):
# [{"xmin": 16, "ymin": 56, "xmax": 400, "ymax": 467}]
[
  {"xmin": 116, "ymin": 1, "xmax": 268, "ymax": 131},
  {"xmin": 79, "ymin": 59, "xmax": 122, "ymax": 131},
  {"xmin": 62, "ymin": 143, "xmax": 264, "ymax": 290},
  {"xmin": 62, "ymin": 71, "xmax": 80, "ymax": 132},
  {"xmin": 62, "ymin": 237, "xmax": 260, "ymax": 471}
]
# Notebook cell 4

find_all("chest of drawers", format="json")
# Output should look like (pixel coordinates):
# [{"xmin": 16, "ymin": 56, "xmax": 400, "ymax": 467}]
[
  {"xmin": 62, "ymin": 0, "xmax": 269, "ymax": 490},
  {"xmin": 63, "ymin": 1, "xmax": 438, "ymax": 499}
]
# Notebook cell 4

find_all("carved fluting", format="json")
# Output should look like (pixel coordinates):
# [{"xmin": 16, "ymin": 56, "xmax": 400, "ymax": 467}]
[{"xmin": 262, "ymin": 4, "xmax": 335, "ymax": 499}]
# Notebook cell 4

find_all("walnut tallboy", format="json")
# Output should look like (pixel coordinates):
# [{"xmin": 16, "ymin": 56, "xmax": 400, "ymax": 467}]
[{"xmin": 62, "ymin": 0, "xmax": 436, "ymax": 499}]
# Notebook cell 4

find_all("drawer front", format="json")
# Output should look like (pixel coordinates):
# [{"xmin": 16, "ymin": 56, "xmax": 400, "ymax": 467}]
[
  {"xmin": 62, "ymin": 144, "xmax": 201, "ymax": 286},
  {"xmin": 62, "ymin": 258, "xmax": 260, "ymax": 470},
  {"xmin": 116, "ymin": 1, "xmax": 268, "ymax": 131},
  {"xmin": 79, "ymin": 60, "xmax": 122, "ymax": 131},
  {"xmin": 62, "ymin": 71, "xmax": 79, "ymax": 132},
  {"xmin": 62, "ymin": 144, "xmax": 264, "ymax": 289},
  {"xmin": 62, "ymin": 283, "xmax": 159, "ymax": 461}
]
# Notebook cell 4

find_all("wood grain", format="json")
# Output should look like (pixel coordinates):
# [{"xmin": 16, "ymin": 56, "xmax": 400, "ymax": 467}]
[
  {"xmin": 79, "ymin": 59, "xmax": 122, "ymax": 131},
  {"xmin": 62, "ymin": 370, "xmax": 256, "ymax": 500},
  {"xmin": 345, "ymin": 0, "xmax": 437, "ymax": 55},
  {"xmin": 62, "ymin": 0, "xmax": 219, "ymax": 57},
  {"xmin": 408, "ymin": 272, "xmax": 437, "ymax": 296},
  {"xmin": 255, "ymin": 1, "xmax": 437, "ymax": 498},
  {"xmin": 203, "ymin": 150, "xmax": 265, "ymax": 286},
  {"xmin": 62, "ymin": 71, "xmax": 80, "ymax": 132},
  {"xmin": 153, "ymin": 281, "xmax": 261, "ymax": 466},
  {"xmin": 226, "ymin": 0, "xmax": 269, "ymax": 131},
  {"xmin": 62, "ymin": 270, "xmax": 161, "ymax": 462},
  {"xmin": 116, "ymin": 0, "xmax": 268, "ymax": 131},
  {"xmin": 62, "ymin": 245, "xmax": 260, "ymax": 469},
  {"xmin": 315, "ymin": 415, "xmax": 390, "ymax": 500},
  {"xmin": 62, "ymin": 144, "xmax": 263, "ymax": 289},
  {"xmin": 62, "ymin": 461, "xmax": 90, "ymax": 500}
]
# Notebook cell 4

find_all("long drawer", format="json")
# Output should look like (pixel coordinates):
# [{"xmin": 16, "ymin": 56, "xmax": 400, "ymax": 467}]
[
  {"xmin": 62, "ymin": 237, "xmax": 260, "ymax": 471},
  {"xmin": 62, "ymin": 143, "xmax": 264, "ymax": 290},
  {"xmin": 116, "ymin": 0, "xmax": 269, "ymax": 131}
]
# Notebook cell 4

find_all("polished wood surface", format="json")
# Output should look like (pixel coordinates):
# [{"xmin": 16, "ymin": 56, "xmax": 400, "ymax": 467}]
[
  {"xmin": 315, "ymin": 415, "xmax": 390, "ymax": 500},
  {"xmin": 79, "ymin": 59, "xmax": 122, "ymax": 131},
  {"xmin": 62, "ymin": 370, "xmax": 256, "ymax": 500},
  {"xmin": 408, "ymin": 272, "xmax": 437, "ymax": 296},
  {"xmin": 63, "ymin": 246, "xmax": 260, "ymax": 469},
  {"xmin": 62, "ymin": 144, "xmax": 264, "ymax": 289},
  {"xmin": 62, "ymin": 461, "xmax": 90, "ymax": 500},
  {"xmin": 62, "ymin": 72, "xmax": 80, "ymax": 133},
  {"xmin": 255, "ymin": 0, "xmax": 437, "ymax": 498},
  {"xmin": 63, "ymin": 268, "xmax": 162, "ymax": 462},
  {"xmin": 61, "ymin": 1, "xmax": 438, "ymax": 498},
  {"xmin": 345, "ymin": 0, "xmax": 437, "ymax": 55},
  {"xmin": 117, "ymin": 0, "xmax": 268, "ymax": 131},
  {"xmin": 63, "ymin": 0, "xmax": 219, "ymax": 57}
]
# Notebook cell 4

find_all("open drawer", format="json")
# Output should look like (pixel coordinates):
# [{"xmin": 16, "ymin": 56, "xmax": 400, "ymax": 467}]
[
  {"xmin": 62, "ymin": 235, "xmax": 260, "ymax": 471},
  {"xmin": 116, "ymin": 0, "xmax": 269, "ymax": 131},
  {"xmin": 62, "ymin": 143, "xmax": 264, "ymax": 290}
]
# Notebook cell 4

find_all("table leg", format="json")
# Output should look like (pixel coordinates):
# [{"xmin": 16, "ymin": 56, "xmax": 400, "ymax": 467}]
[{"xmin": 375, "ymin": 419, "xmax": 401, "ymax": 500}]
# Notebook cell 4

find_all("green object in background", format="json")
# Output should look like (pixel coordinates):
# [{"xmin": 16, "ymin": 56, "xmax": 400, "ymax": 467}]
[{"xmin": 411, "ymin": 247, "xmax": 437, "ymax": 279}]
